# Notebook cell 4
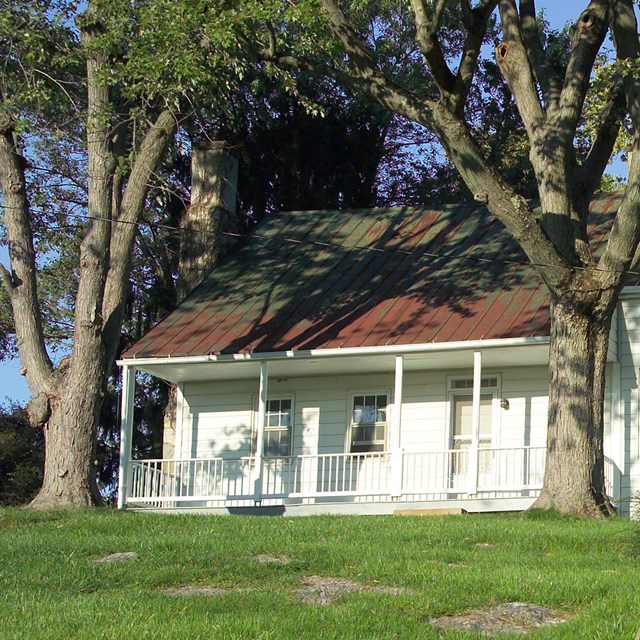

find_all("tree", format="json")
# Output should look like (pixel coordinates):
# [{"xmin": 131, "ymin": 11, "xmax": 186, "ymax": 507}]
[
  {"xmin": 243, "ymin": 0, "xmax": 640, "ymax": 516},
  {"xmin": 0, "ymin": 1, "xmax": 179, "ymax": 507}
]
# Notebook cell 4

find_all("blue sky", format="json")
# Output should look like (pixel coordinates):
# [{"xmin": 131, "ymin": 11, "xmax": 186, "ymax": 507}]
[{"xmin": 0, "ymin": 2, "xmax": 629, "ymax": 406}]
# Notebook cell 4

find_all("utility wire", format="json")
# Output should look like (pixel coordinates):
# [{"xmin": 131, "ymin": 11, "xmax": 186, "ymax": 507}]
[{"xmin": 3, "ymin": 204, "xmax": 640, "ymax": 278}]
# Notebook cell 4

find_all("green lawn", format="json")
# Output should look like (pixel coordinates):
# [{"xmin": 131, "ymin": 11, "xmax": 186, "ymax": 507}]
[{"xmin": 0, "ymin": 508, "xmax": 638, "ymax": 639}]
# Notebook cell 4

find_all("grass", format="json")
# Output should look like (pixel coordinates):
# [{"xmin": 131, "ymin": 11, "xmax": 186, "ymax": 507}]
[{"xmin": 0, "ymin": 508, "xmax": 638, "ymax": 639}]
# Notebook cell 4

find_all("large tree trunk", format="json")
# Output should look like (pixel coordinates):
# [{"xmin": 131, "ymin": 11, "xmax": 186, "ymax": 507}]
[
  {"xmin": 532, "ymin": 298, "xmax": 616, "ymax": 517},
  {"xmin": 29, "ymin": 384, "xmax": 102, "ymax": 509}
]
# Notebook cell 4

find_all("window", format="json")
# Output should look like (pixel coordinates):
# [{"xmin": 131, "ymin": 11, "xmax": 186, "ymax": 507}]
[
  {"xmin": 349, "ymin": 393, "xmax": 388, "ymax": 453},
  {"xmin": 256, "ymin": 397, "xmax": 293, "ymax": 457},
  {"xmin": 450, "ymin": 377, "xmax": 498, "ymax": 390}
]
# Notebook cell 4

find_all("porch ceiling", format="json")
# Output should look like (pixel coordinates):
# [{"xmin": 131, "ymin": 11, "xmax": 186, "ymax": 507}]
[{"xmin": 132, "ymin": 341, "xmax": 551, "ymax": 383}]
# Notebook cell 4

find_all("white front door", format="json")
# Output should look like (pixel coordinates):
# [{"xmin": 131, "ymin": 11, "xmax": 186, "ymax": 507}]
[{"xmin": 449, "ymin": 377, "xmax": 498, "ymax": 488}]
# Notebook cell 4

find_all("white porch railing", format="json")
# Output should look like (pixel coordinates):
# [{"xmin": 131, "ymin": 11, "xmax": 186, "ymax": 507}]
[
  {"xmin": 604, "ymin": 455, "xmax": 618, "ymax": 500},
  {"xmin": 127, "ymin": 446, "xmax": 561, "ymax": 507}
]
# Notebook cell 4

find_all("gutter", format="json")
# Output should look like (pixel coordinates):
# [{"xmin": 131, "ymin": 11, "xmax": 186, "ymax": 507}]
[{"xmin": 117, "ymin": 335, "xmax": 551, "ymax": 369}]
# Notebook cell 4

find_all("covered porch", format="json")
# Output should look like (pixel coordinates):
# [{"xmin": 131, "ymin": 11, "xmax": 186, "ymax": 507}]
[{"xmin": 117, "ymin": 338, "xmax": 622, "ymax": 514}]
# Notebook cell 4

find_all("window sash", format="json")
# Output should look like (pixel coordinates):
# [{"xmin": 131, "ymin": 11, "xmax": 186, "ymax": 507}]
[
  {"xmin": 350, "ymin": 393, "xmax": 388, "ymax": 453},
  {"xmin": 452, "ymin": 394, "xmax": 494, "ymax": 439},
  {"xmin": 257, "ymin": 397, "xmax": 293, "ymax": 457}
]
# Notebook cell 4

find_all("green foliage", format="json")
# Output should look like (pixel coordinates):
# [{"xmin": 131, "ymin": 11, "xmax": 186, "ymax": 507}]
[
  {"xmin": 87, "ymin": 0, "xmax": 255, "ymax": 107},
  {"xmin": 0, "ymin": 403, "xmax": 44, "ymax": 505},
  {"xmin": 583, "ymin": 57, "xmax": 633, "ymax": 158},
  {"xmin": 0, "ymin": 1, "xmax": 82, "ymax": 130}
]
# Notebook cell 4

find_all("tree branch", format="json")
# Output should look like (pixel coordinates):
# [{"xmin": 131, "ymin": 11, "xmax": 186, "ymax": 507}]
[
  {"xmin": 572, "ymin": 80, "xmax": 626, "ymax": 211},
  {"xmin": 597, "ymin": 0, "xmax": 640, "ymax": 281},
  {"xmin": 319, "ymin": 0, "xmax": 379, "ymax": 79},
  {"xmin": 496, "ymin": 0, "xmax": 545, "ymax": 140},
  {"xmin": 102, "ymin": 108, "xmax": 176, "ymax": 364},
  {"xmin": 518, "ymin": 0, "xmax": 562, "ymax": 107},
  {"xmin": 0, "ymin": 102, "xmax": 54, "ymax": 394},
  {"xmin": 429, "ymin": 101, "xmax": 572, "ymax": 293},
  {"xmin": 453, "ymin": 1, "xmax": 499, "ymax": 113},
  {"xmin": 555, "ymin": 1, "xmax": 610, "ymax": 147},
  {"xmin": 409, "ymin": 0, "xmax": 456, "ymax": 94}
]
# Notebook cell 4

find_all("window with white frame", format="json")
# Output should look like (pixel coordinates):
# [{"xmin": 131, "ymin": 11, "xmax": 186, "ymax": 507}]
[
  {"xmin": 255, "ymin": 397, "xmax": 294, "ymax": 457},
  {"xmin": 349, "ymin": 393, "xmax": 388, "ymax": 453}
]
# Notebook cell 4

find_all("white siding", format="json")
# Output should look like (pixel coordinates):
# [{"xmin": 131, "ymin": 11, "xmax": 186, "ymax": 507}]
[
  {"xmin": 180, "ymin": 380, "xmax": 255, "ymax": 459},
  {"xmin": 179, "ymin": 367, "xmax": 551, "ymax": 461},
  {"xmin": 499, "ymin": 366, "xmax": 549, "ymax": 449},
  {"xmin": 616, "ymin": 296, "xmax": 640, "ymax": 515}
]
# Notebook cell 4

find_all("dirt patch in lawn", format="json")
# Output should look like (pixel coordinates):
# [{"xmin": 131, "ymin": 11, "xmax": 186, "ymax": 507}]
[
  {"xmin": 162, "ymin": 574, "xmax": 405, "ymax": 605},
  {"xmin": 163, "ymin": 586, "xmax": 237, "ymax": 597},
  {"xmin": 254, "ymin": 553, "xmax": 292, "ymax": 565},
  {"xmin": 297, "ymin": 575, "xmax": 406, "ymax": 606},
  {"xmin": 430, "ymin": 602, "xmax": 571, "ymax": 635}
]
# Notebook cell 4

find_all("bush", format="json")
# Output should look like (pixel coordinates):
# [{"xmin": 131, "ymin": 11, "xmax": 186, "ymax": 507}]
[{"xmin": 0, "ymin": 402, "xmax": 44, "ymax": 505}]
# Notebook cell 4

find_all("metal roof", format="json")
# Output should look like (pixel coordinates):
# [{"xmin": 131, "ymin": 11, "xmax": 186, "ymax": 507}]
[{"xmin": 123, "ymin": 194, "xmax": 620, "ymax": 360}]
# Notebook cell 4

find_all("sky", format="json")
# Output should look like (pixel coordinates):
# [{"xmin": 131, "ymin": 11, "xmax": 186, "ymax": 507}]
[{"xmin": 0, "ymin": 1, "xmax": 629, "ymax": 407}]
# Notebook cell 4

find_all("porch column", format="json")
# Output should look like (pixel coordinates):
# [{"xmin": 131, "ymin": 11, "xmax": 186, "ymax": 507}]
[
  {"xmin": 609, "ymin": 361, "xmax": 622, "ymax": 503},
  {"xmin": 468, "ymin": 351, "xmax": 482, "ymax": 494},
  {"xmin": 117, "ymin": 364, "xmax": 136, "ymax": 509},
  {"xmin": 253, "ymin": 361, "xmax": 268, "ymax": 502},
  {"xmin": 390, "ymin": 355, "xmax": 404, "ymax": 497}
]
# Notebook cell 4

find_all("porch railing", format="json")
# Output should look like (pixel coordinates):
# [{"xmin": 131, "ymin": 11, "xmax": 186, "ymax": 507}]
[{"xmin": 126, "ymin": 446, "xmax": 567, "ymax": 507}]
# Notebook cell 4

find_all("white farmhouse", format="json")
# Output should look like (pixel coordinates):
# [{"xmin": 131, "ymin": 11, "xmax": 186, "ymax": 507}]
[{"xmin": 117, "ymin": 193, "xmax": 639, "ymax": 515}]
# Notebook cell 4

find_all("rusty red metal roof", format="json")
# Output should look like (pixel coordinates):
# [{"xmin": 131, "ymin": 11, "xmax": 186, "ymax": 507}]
[{"xmin": 123, "ymin": 195, "xmax": 620, "ymax": 359}]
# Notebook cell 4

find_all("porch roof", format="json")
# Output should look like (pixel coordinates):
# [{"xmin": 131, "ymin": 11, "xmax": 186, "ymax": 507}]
[{"xmin": 122, "ymin": 193, "xmax": 619, "ymax": 362}]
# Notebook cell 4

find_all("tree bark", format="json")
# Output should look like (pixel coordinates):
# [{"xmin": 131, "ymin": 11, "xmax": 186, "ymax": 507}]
[
  {"xmin": 532, "ymin": 296, "xmax": 615, "ymax": 517},
  {"xmin": 29, "ymin": 380, "xmax": 102, "ymax": 509}
]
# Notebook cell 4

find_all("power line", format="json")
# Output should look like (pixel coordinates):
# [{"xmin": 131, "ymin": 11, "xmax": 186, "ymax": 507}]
[{"xmin": 3, "ymin": 203, "xmax": 640, "ymax": 279}]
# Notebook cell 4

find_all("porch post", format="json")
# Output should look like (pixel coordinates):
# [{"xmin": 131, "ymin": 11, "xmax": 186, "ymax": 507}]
[
  {"xmin": 390, "ymin": 355, "xmax": 404, "ymax": 497},
  {"xmin": 468, "ymin": 351, "xmax": 482, "ymax": 494},
  {"xmin": 609, "ymin": 361, "xmax": 622, "ymax": 503},
  {"xmin": 117, "ymin": 364, "xmax": 136, "ymax": 509},
  {"xmin": 253, "ymin": 361, "xmax": 268, "ymax": 502}
]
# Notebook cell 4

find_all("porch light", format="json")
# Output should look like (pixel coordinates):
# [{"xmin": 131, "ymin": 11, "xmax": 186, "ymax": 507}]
[{"xmin": 500, "ymin": 398, "xmax": 510, "ymax": 410}]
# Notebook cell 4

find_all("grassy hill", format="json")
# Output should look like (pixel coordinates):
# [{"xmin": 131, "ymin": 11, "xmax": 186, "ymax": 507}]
[{"xmin": 0, "ymin": 508, "xmax": 638, "ymax": 638}]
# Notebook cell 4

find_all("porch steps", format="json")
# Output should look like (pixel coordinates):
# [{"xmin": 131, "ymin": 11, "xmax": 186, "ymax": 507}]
[{"xmin": 393, "ymin": 507, "xmax": 467, "ymax": 516}]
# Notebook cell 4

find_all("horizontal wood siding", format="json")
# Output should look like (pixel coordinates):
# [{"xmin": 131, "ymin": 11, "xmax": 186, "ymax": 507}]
[
  {"xmin": 400, "ymin": 372, "xmax": 448, "ymax": 451},
  {"xmin": 181, "ymin": 380, "xmax": 255, "ymax": 459},
  {"xmin": 499, "ymin": 367, "xmax": 549, "ymax": 449},
  {"xmin": 617, "ymin": 296, "xmax": 640, "ymax": 515},
  {"xmin": 179, "ymin": 367, "xmax": 553, "ymax": 463}
]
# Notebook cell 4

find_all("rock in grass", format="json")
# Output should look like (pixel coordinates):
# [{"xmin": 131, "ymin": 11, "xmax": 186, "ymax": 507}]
[
  {"xmin": 430, "ymin": 602, "xmax": 571, "ymax": 635},
  {"xmin": 95, "ymin": 551, "xmax": 138, "ymax": 564}
]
